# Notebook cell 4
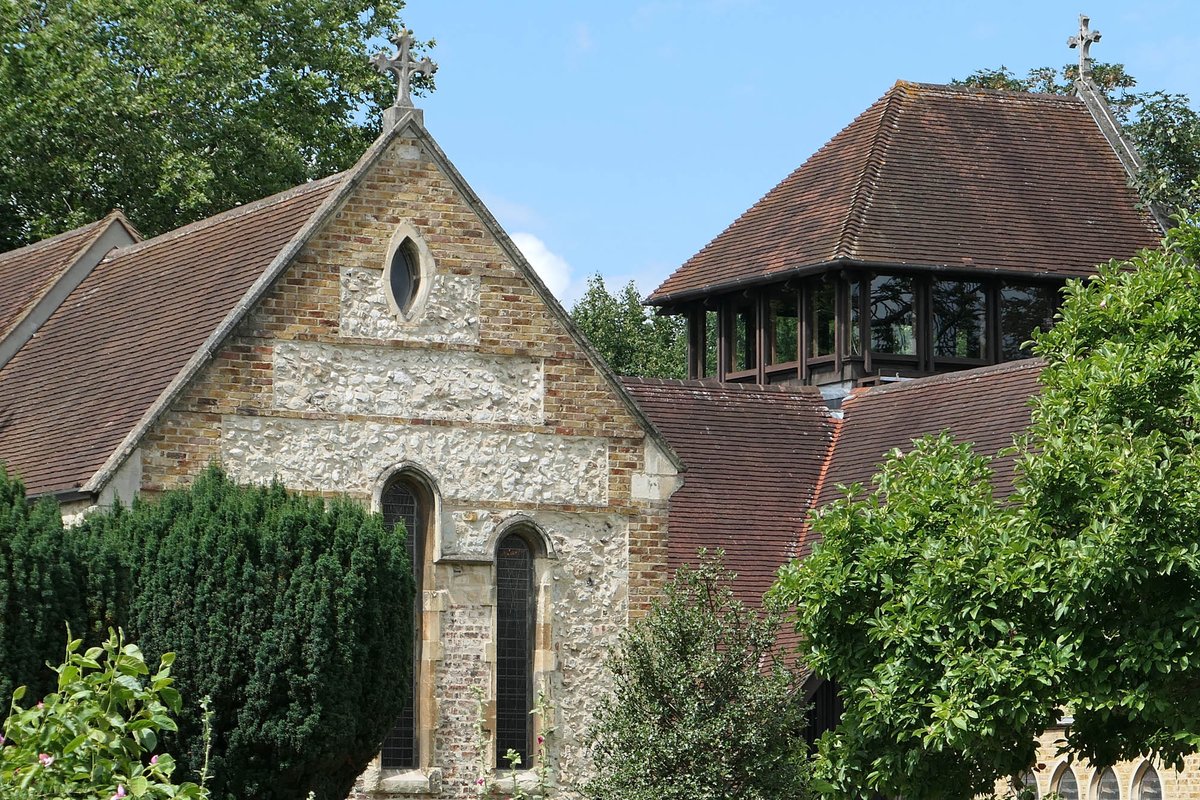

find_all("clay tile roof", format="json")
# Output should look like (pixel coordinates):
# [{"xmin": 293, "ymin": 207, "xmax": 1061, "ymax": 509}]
[
  {"xmin": 795, "ymin": 358, "xmax": 1044, "ymax": 559},
  {"xmin": 648, "ymin": 82, "xmax": 1162, "ymax": 304},
  {"xmin": 0, "ymin": 175, "xmax": 342, "ymax": 496},
  {"xmin": 0, "ymin": 214, "xmax": 133, "ymax": 339},
  {"xmin": 621, "ymin": 377, "xmax": 838, "ymax": 607}
]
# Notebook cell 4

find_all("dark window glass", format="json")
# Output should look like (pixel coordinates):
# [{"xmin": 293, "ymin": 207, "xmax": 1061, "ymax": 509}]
[
  {"xmin": 389, "ymin": 241, "xmax": 419, "ymax": 311},
  {"xmin": 1055, "ymin": 767, "xmax": 1079, "ymax": 800},
  {"xmin": 704, "ymin": 310, "xmax": 718, "ymax": 377},
  {"xmin": 380, "ymin": 479, "xmax": 424, "ymax": 769},
  {"xmin": 809, "ymin": 282, "xmax": 836, "ymax": 358},
  {"xmin": 1138, "ymin": 765, "xmax": 1162, "ymax": 800},
  {"xmin": 496, "ymin": 534, "xmax": 535, "ymax": 768},
  {"xmin": 1001, "ymin": 284, "xmax": 1057, "ymax": 360},
  {"xmin": 870, "ymin": 275, "xmax": 916, "ymax": 355},
  {"xmin": 768, "ymin": 293, "xmax": 798, "ymax": 365},
  {"xmin": 849, "ymin": 280, "xmax": 862, "ymax": 356},
  {"xmin": 932, "ymin": 280, "xmax": 987, "ymax": 359},
  {"xmin": 732, "ymin": 303, "xmax": 756, "ymax": 372},
  {"xmin": 1096, "ymin": 768, "xmax": 1119, "ymax": 800}
]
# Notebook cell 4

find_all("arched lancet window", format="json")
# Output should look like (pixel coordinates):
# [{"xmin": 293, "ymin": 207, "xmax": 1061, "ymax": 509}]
[
  {"xmin": 1135, "ymin": 763, "xmax": 1163, "ymax": 800},
  {"xmin": 380, "ymin": 475, "xmax": 428, "ymax": 770},
  {"xmin": 1055, "ymin": 765, "xmax": 1080, "ymax": 800},
  {"xmin": 1019, "ymin": 770, "xmax": 1040, "ymax": 799},
  {"xmin": 1095, "ymin": 767, "xmax": 1119, "ymax": 800},
  {"xmin": 387, "ymin": 238, "xmax": 420, "ymax": 313},
  {"xmin": 495, "ymin": 531, "xmax": 536, "ymax": 768}
]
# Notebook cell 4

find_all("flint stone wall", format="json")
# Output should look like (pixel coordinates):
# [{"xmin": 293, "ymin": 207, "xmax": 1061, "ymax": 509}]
[
  {"xmin": 272, "ymin": 341, "xmax": 544, "ymax": 425},
  {"xmin": 340, "ymin": 266, "xmax": 480, "ymax": 344},
  {"xmin": 220, "ymin": 416, "xmax": 609, "ymax": 507}
]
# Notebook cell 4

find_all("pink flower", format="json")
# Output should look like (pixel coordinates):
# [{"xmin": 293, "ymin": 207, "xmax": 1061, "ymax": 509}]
[
  {"xmin": 112, "ymin": 786, "xmax": 126, "ymax": 799},
  {"xmin": 475, "ymin": 778, "xmax": 485, "ymax": 785},
  {"xmin": 150, "ymin": 755, "xmax": 158, "ymax": 765},
  {"xmin": 537, "ymin": 735, "xmax": 544, "ymax": 744},
  {"xmin": 38, "ymin": 753, "xmax": 53, "ymax": 767},
  {"xmin": 36, "ymin": 702, "xmax": 43, "ymax": 710}
]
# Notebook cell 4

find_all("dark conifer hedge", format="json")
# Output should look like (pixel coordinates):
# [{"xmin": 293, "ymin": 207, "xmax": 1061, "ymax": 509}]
[{"xmin": 0, "ymin": 465, "xmax": 413, "ymax": 800}]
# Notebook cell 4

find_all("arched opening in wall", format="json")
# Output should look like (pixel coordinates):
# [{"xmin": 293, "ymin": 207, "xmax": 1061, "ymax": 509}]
[
  {"xmin": 1093, "ymin": 767, "xmax": 1119, "ymax": 800},
  {"xmin": 1052, "ymin": 762, "xmax": 1080, "ymax": 800},
  {"xmin": 495, "ymin": 529, "xmax": 538, "ymax": 768},
  {"xmin": 1017, "ymin": 769, "xmax": 1040, "ymax": 798},
  {"xmin": 1133, "ymin": 762, "xmax": 1163, "ymax": 800},
  {"xmin": 386, "ymin": 237, "xmax": 421, "ymax": 314},
  {"xmin": 379, "ymin": 472, "xmax": 432, "ymax": 770}
]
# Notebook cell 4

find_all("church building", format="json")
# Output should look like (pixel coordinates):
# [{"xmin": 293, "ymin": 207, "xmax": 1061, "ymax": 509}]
[{"xmin": 0, "ymin": 17, "xmax": 1189, "ymax": 800}]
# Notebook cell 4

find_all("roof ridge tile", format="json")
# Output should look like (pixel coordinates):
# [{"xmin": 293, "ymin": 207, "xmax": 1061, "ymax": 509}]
[{"xmin": 837, "ymin": 81, "xmax": 906, "ymax": 260}]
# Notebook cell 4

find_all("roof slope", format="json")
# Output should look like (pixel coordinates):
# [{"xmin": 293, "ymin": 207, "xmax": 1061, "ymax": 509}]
[
  {"xmin": 0, "ymin": 177, "xmax": 340, "ymax": 495},
  {"xmin": 622, "ymin": 378, "xmax": 837, "ymax": 606},
  {"xmin": 650, "ymin": 82, "xmax": 1162, "ymax": 303},
  {"xmin": 796, "ymin": 359, "xmax": 1043, "ymax": 558},
  {"xmin": 0, "ymin": 214, "xmax": 129, "ymax": 338}
]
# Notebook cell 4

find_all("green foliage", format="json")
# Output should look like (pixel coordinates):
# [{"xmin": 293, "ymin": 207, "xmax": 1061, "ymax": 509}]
[
  {"xmin": 570, "ymin": 274, "xmax": 686, "ymax": 379},
  {"xmin": 584, "ymin": 554, "xmax": 810, "ymax": 800},
  {"xmin": 952, "ymin": 63, "xmax": 1199, "ymax": 215},
  {"xmin": 775, "ymin": 216, "xmax": 1200, "ymax": 795},
  {"xmin": 0, "ymin": 466, "xmax": 413, "ymax": 800},
  {"xmin": 0, "ymin": 468, "xmax": 84, "ymax": 705},
  {"xmin": 0, "ymin": 630, "xmax": 207, "ymax": 800},
  {"xmin": 1021, "ymin": 213, "xmax": 1200, "ymax": 768},
  {"xmin": 0, "ymin": 0, "xmax": 433, "ymax": 249},
  {"xmin": 773, "ymin": 435, "xmax": 1065, "ymax": 800}
]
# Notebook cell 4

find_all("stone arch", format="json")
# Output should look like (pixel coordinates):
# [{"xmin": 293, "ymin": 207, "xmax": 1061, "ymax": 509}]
[{"xmin": 382, "ymin": 220, "xmax": 435, "ymax": 320}]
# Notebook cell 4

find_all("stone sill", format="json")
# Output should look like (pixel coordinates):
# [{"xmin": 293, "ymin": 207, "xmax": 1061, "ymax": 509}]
[{"xmin": 368, "ymin": 767, "xmax": 442, "ymax": 796}]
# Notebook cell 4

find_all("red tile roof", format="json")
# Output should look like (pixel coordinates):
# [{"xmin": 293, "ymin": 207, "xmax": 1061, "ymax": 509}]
[
  {"xmin": 621, "ymin": 378, "xmax": 838, "ymax": 606},
  {"xmin": 796, "ymin": 359, "xmax": 1044, "ymax": 559},
  {"xmin": 649, "ymin": 82, "xmax": 1162, "ymax": 304},
  {"xmin": 0, "ymin": 176, "xmax": 340, "ymax": 496},
  {"xmin": 0, "ymin": 214, "xmax": 130, "ymax": 340}
]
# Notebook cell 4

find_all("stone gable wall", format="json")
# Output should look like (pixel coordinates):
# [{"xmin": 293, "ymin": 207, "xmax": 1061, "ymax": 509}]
[{"xmin": 136, "ymin": 127, "xmax": 676, "ymax": 799}]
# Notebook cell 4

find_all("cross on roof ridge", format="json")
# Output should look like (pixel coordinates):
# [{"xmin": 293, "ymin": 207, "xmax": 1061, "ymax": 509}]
[
  {"xmin": 1068, "ymin": 13, "xmax": 1102, "ymax": 79},
  {"xmin": 371, "ymin": 29, "xmax": 437, "ymax": 121}
]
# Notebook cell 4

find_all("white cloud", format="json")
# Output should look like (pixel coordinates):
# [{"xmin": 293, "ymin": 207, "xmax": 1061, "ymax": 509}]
[{"xmin": 510, "ymin": 232, "xmax": 573, "ymax": 301}]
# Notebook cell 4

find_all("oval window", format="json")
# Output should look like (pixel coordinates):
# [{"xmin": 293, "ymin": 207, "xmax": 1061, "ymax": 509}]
[{"xmin": 388, "ymin": 239, "xmax": 420, "ymax": 313}]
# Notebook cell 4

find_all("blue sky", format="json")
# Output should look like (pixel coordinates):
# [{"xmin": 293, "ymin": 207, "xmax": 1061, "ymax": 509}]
[{"xmin": 397, "ymin": 1, "xmax": 1200, "ymax": 306}]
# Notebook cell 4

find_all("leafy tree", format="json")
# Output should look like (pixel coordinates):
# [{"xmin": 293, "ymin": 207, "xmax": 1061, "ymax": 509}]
[
  {"xmin": 0, "ymin": 468, "xmax": 84, "ymax": 705},
  {"xmin": 1020, "ymin": 211, "xmax": 1200, "ymax": 769},
  {"xmin": 1, "ymin": 631, "xmax": 208, "ymax": 800},
  {"xmin": 0, "ymin": 0, "xmax": 433, "ymax": 249},
  {"xmin": 772, "ymin": 436, "xmax": 1064, "ymax": 800},
  {"xmin": 584, "ymin": 553, "xmax": 810, "ymax": 800},
  {"xmin": 570, "ymin": 274, "xmax": 686, "ymax": 378},
  {"xmin": 953, "ymin": 64, "xmax": 1200, "ymax": 215},
  {"xmin": 773, "ymin": 214, "xmax": 1200, "ymax": 797}
]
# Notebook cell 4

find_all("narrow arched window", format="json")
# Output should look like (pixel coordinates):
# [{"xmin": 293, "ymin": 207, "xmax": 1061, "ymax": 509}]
[
  {"xmin": 387, "ymin": 239, "xmax": 420, "ymax": 313},
  {"xmin": 1136, "ymin": 764, "xmax": 1163, "ymax": 800},
  {"xmin": 1055, "ymin": 765, "xmax": 1080, "ymax": 800},
  {"xmin": 1095, "ymin": 767, "xmax": 1119, "ymax": 800},
  {"xmin": 380, "ymin": 476, "xmax": 427, "ymax": 770},
  {"xmin": 495, "ymin": 532, "xmax": 535, "ymax": 767},
  {"xmin": 1019, "ymin": 770, "xmax": 1040, "ymax": 798}
]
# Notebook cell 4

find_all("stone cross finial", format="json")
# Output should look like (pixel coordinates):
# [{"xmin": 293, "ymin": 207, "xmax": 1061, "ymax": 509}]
[
  {"xmin": 1067, "ymin": 14, "xmax": 1102, "ymax": 79},
  {"xmin": 371, "ymin": 29, "xmax": 437, "ymax": 111}
]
